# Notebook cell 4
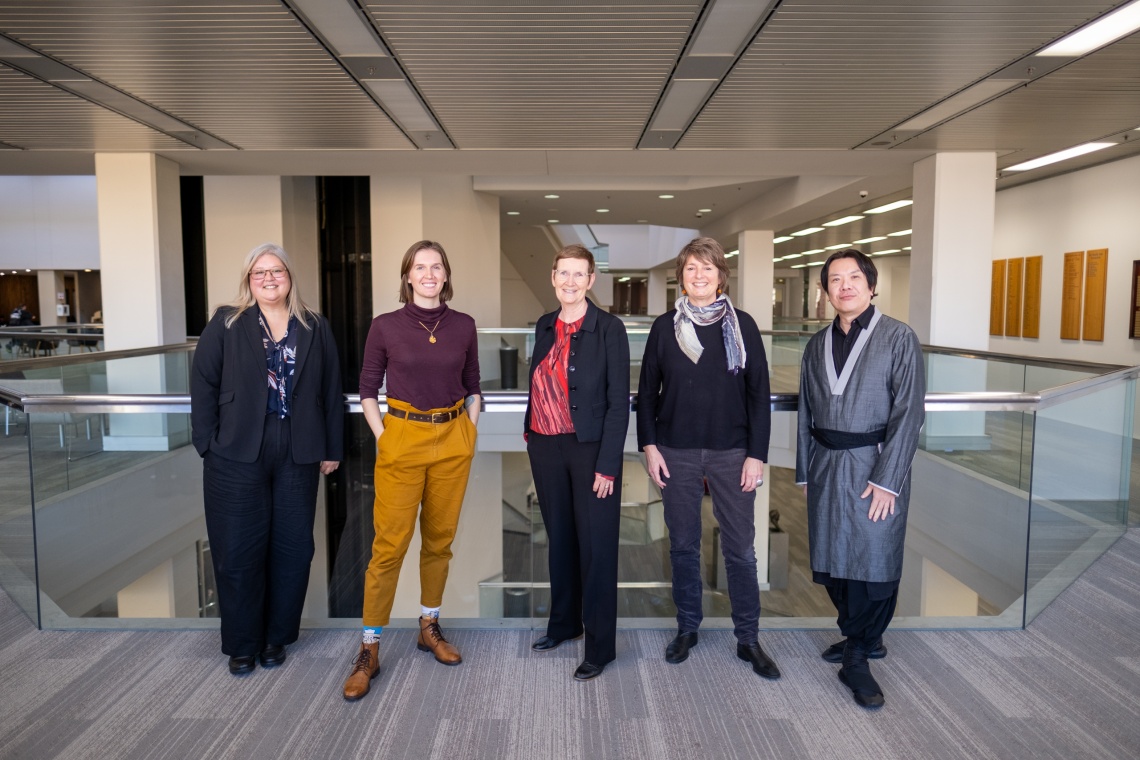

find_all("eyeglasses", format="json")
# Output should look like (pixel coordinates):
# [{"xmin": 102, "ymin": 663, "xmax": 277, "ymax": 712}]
[
  {"xmin": 250, "ymin": 268, "xmax": 288, "ymax": 281},
  {"xmin": 554, "ymin": 270, "xmax": 591, "ymax": 283}
]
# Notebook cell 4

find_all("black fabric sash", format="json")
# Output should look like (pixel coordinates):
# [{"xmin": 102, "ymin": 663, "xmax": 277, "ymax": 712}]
[{"xmin": 810, "ymin": 426, "xmax": 887, "ymax": 450}]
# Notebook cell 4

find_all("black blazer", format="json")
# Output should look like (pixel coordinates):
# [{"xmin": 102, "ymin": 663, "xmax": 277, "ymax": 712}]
[
  {"xmin": 525, "ymin": 299, "xmax": 630, "ymax": 478},
  {"xmin": 191, "ymin": 306, "xmax": 344, "ymax": 464}
]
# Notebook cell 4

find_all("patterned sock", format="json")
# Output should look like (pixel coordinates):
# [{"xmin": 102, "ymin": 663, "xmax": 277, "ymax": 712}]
[
  {"xmin": 421, "ymin": 606, "xmax": 440, "ymax": 619},
  {"xmin": 362, "ymin": 626, "xmax": 381, "ymax": 644}
]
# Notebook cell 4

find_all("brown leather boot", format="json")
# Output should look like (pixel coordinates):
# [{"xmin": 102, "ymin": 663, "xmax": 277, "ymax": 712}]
[
  {"xmin": 342, "ymin": 641, "xmax": 379, "ymax": 701},
  {"xmin": 417, "ymin": 616, "xmax": 462, "ymax": 665}
]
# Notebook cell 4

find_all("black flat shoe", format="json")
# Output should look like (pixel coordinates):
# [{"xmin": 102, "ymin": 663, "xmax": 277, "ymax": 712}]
[
  {"xmin": 532, "ymin": 635, "xmax": 572, "ymax": 652},
  {"xmin": 839, "ymin": 642, "xmax": 885, "ymax": 709},
  {"xmin": 736, "ymin": 642, "xmax": 781, "ymax": 680},
  {"xmin": 228, "ymin": 655, "xmax": 256, "ymax": 675},
  {"xmin": 259, "ymin": 644, "xmax": 287, "ymax": 668},
  {"xmin": 573, "ymin": 661, "xmax": 605, "ymax": 681},
  {"xmin": 821, "ymin": 638, "xmax": 886, "ymax": 663},
  {"xmin": 665, "ymin": 631, "xmax": 699, "ymax": 664}
]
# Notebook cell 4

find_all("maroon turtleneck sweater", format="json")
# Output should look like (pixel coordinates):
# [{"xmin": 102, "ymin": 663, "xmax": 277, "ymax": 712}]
[{"xmin": 358, "ymin": 302, "xmax": 481, "ymax": 412}]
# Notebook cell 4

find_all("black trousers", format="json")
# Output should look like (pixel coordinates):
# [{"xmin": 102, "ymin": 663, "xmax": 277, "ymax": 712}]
[
  {"xmin": 203, "ymin": 415, "xmax": 320, "ymax": 657},
  {"xmin": 823, "ymin": 577, "xmax": 899, "ymax": 646},
  {"xmin": 527, "ymin": 433, "xmax": 620, "ymax": 665}
]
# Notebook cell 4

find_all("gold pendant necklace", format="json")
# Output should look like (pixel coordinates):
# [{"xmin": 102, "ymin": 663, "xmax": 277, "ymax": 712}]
[{"xmin": 418, "ymin": 319, "xmax": 440, "ymax": 344}]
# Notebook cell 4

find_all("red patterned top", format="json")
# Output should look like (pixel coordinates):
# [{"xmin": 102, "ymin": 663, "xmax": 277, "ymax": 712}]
[{"xmin": 528, "ymin": 315, "xmax": 583, "ymax": 435}]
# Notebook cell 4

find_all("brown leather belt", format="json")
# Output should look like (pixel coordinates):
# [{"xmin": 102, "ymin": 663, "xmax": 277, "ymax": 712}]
[{"xmin": 387, "ymin": 407, "xmax": 461, "ymax": 424}]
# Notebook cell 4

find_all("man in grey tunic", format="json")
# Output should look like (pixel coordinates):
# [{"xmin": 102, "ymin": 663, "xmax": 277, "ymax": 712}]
[{"xmin": 796, "ymin": 249, "xmax": 925, "ymax": 709}]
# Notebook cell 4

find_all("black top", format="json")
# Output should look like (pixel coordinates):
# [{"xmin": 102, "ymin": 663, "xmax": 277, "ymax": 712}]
[
  {"xmin": 525, "ymin": 299, "xmax": 631, "ymax": 478},
  {"xmin": 830, "ymin": 304, "xmax": 876, "ymax": 375},
  {"xmin": 636, "ymin": 308, "xmax": 771, "ymax": 460}
]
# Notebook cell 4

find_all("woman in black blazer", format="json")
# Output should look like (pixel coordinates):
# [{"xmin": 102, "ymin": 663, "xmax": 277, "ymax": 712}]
[
  {"xmin": 191, "ymin": 242, "xmax": 343, "ymax": 676},
  {"xmin": 524, "ymin": 244, "xmax": 630, "ymax": 681}
]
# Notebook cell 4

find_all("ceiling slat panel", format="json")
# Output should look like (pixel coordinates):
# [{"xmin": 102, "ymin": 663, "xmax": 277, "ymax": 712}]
[
  {"xmin": 683, "ymin": 0, "xmax": 1123, "ymax": 149},
  {"xmin": 0, "ymin": 65, "xmax": 188, "ymax": 150},
  {"xmin": 365, "ymin": 1, "xmax": 701, "ymax": 148},
  {"xmin": 0, "ymin": 0, "xmax": 412, "ymax": 150}
]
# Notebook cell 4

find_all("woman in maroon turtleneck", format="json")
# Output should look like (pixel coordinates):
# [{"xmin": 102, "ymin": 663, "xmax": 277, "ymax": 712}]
[{"xmin": 341, "ymin": 240, "xmax": 481, "ymax": 701}]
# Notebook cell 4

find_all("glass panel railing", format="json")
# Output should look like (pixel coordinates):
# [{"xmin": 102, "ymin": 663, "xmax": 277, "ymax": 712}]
[
  {"xmin": 1, "ymin": 325, "xmax": 104, "ymax": 361},
  {"xmin": 1025, "ymin": 379, "xmax": 1132, "ymax": 624},
  {"xmin": 1, "ymin": 343, "xmax": 1134, "ymax": 634}
]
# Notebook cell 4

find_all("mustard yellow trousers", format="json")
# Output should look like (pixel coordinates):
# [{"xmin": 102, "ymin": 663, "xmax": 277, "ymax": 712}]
[{"xmin": 362, "ymin": 398, "xmax": 476, "ymax": 627}]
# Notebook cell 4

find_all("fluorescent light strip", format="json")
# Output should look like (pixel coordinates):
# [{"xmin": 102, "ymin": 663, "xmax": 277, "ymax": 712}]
[
  {"xmin": 865, "ymin": 200, "xmax": 913, "ymax": 214},
  {"xmin": 895, "ymin": 80, "xmax": 1015, "ymax": 131},
  {"xmin": 773, "ymin": 236, "xmax": 794, "ymax": 244},
  {"xmin": 822, "ymin": 215, "xmax": 864, "ymax": 227},
  {"xmin": 1005, "ymin": 142, "xmax": 1117, "ymax": 171},
  {"xmin": 887, "ymin": 229, "xmax": 912, "ymax": 237},
  {"xmin": 726, "ymin": 250, "xmax": 739, "ymax": 258},
  {"xmin": 791, "ymin": 227, "xmax": 824, "ymax": 236},
  {"xmin": 852, "ymin": 236, "xmax": 886, "ymax": 245},
  {"xmin": 806, "ymin": 261, "xmax": 825, "ymax": 267},
  {"xmin": 802, "ymin": 248, "xmax": 826, "ymax": 256},
  {"xmin": 1037, "ymin": 0, "xmax": 1140, "ymax": 57},
  {"xmin": 871, "ymin": 249, "xmax": 901, "ymax": 256},
  {"xmin": 824, "ymin": 243, "xmax": 852, "ymax": 251},
  {"xmin": 791, "ymin": 264, "xmax": 808, "ymax": 269}
]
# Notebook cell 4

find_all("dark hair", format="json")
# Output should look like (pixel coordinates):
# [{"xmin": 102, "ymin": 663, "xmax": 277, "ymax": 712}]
[
  {"xmin": 820, "ymin": 248, "xmax": 877, "ymax": 295},
  {"xmin": 552, "ymin": 244, "xmax": 595, "ymax": 274},
  {"xmin": 675, "ymin": 237, "xmax": 730, "ymax": 294},
  {"xmin": 399, "ymin": 240, "xmax": 454, "ymax": 304}
]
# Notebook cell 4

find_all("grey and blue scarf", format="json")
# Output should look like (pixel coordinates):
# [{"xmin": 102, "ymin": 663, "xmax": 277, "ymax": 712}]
[{"xmin": 673, "ymin": 294, "xmax": 747, "ymax": 374}]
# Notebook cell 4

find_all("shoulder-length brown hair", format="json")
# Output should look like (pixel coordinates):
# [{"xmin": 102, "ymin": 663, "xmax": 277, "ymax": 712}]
[
  {"xmin": 399, "ymin": 240, "xmax": 455, "ymax": 304},
  {"xmin": 675, "ymin": 237, "xmax": 730, "ymax": 294},
  {"xmin": 222, "ymin": 242, "xmax": 318, "ymax": 329}
]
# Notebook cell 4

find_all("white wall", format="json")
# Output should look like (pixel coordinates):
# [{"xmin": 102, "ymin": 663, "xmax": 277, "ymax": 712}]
[
  {"xmin": 990, "ymin": 153, "xmax": 1140, "ymax": 366},
  {"xmin": 0, "ymin": 176, "xmax": 99, "ymax": 270}
]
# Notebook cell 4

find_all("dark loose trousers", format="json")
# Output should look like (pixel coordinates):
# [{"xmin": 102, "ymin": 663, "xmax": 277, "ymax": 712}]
[
  {"xmin": 824, "ymin": 578, "xmax": 899, "ymax": 646},
  {"xmin": 203, "ymin": 414, "xmax": 320, "ymax": 657},
  {"xmin": 657, "ymin": 445, "xmax": 761, "ymax": 645},
  {"xmin": 528, "ymin": 433, "xmax": 621, "ymax": 666}
]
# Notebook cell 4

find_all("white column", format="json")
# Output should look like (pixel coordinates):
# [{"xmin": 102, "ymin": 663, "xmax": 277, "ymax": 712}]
[
  {"xmin": 910, "ymin": 153, "xmax": 996, "ymax": 450},
  {"xmin": 735, "ymin": 229, "xmax": 774, "ymax": 584},
  {"xmin": 96, "ymin": 153, "xmax": 185, "ymax": 350},
  {"xmin": 648, "ymin": 267, "xmax": 669, "ymax": 316},
  {"xmin": 35, "ymin": 270, "xmax": 62, "ymax": 326},
  {"xmin": 909, "ymin": 152, "xmax": 996, "ymax": 350},
  {"xmin": 202, "ymin": 176, "xmax": 320, "ymax": 317}
]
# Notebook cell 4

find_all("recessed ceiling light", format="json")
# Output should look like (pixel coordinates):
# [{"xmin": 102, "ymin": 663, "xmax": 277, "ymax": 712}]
[
  {"xmin": 773, "ymin": 236, "xmax": 794, "ymax": 244},
  {"xmin": 84, "ymin": 268, "xmax": 93, "ymax": 272},
  {"xmin": 24, "ymin": 269, "xmax": 30, "ymax": 272},
  {"xmin": 825, "ymin": 243, "xmax": 852, "ymax": 250},
  {"xmin": 506, "ymin": 211, "xmax": 520, "ymax": 216},
  {"xmin": 659, "ymin": 194, "xmax": 674, "ymax": 199},
  {"xmin": 596, "ymin": 209, "xmax": 609, "ymax": 213},
  {"xmin": 547, "ymin": 219, "xmax": 560, "ymax": 224},
  {"xmin": 865, "ymin": 200, "xmax": 913, "ymax": 214},
  {"xmin": 903, "ymin": 246, "xmax": 912, "ymax": 251},
  {"xmin": 1037, "ymin": 0, "xmax": 1140, "ymax": 57},
  {"xmin": 887, "ymin": 229, "xmax": 912, "ymax": 237},
  {"xmin": 698, "ymin": 208, "xmax": 712, "ymax": 213},
  {"xmin": 618, "ymin": 276, "xmax": 631, "ymax": 282},
  {"xmin": 852, "ymin": 236, "xmax": 887, "ymax": 245},
  {"xmin": 1005, "ymin": 143, "xmax": 1117, "ymax": 171},
  {"xmin": 544, "ymin": 194, "xmax": 559, "ymax": 199},
  {"xmin": 823, "ymin": 215, "xmax": 864, "ymax": 227},
  {"xmin": 791, "ymin": 227, "xmax": 824, "ymax": 237}
]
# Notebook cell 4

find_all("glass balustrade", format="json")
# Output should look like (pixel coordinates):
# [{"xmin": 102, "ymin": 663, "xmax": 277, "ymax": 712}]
[{"xmin": 0, "ymin": 340, "xmax": 1134, "ymax": 635}]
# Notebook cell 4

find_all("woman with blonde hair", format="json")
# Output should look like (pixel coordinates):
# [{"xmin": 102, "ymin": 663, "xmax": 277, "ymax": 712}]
[{"xmin": 191, "ymin": 242, "xmax": 343, "ymax": 675}]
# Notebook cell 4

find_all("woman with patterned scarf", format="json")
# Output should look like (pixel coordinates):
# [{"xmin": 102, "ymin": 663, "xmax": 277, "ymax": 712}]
[{"xmin": 636, "ymin": 237, "xmax": 780, "ymax": 681}]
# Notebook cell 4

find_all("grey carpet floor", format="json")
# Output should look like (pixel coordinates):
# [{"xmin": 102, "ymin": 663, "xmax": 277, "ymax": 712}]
[{"xmin": 3, "ymin": 532, "xmax": 1140, "ymax": 759}]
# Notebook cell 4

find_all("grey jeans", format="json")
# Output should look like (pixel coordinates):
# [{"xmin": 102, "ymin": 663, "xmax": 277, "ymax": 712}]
[{"xmin": 658, "ymin": 446, "xmax": 761, "ymax": 644}]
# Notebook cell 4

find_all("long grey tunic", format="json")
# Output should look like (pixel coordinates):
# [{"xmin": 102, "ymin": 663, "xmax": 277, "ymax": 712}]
[{"xmin": 795, "ymin": 311, "xmax": 925, "ymax": 582}]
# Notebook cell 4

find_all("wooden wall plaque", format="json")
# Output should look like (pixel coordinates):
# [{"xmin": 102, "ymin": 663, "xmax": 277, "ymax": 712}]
[
  {"xmin": 1082, "ymin": 248, "xmax": 1108, "ymax": 342},
  {"xmin": 1061, "ymin": 251, "xmax": 1085, "ymax": 340},
  {"xmin": 1005, "ymin": 257, "xmax": 1023, "ymax": 337},
  {"xmin": 1022, "ymin": 255, "xmax": 1042, "ymax": 339},
  {"xmin": 1130, "ymin": 261, "xmax": 1140, "ymax": 339},
  {"xmin": 990, "ymin": 259, "xmax": 1006, "ymax": 336}
]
